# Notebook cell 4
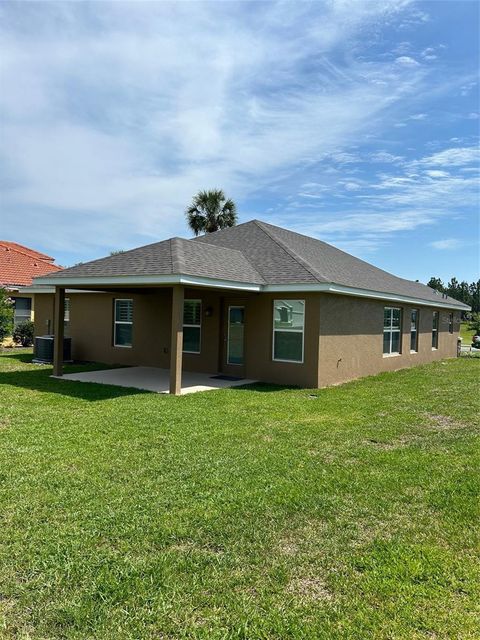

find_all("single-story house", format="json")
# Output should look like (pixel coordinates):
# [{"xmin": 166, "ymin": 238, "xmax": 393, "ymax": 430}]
[
  {"xmin": 28, "ymin": 220, "xmax": 469, "ymax": 394},
  {"xmin": 0, "ymin": 241, "xmax": 62, "ymax": 326}
]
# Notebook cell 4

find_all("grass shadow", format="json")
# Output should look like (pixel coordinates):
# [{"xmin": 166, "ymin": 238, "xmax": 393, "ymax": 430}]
[
  {"xmin": 0, "ymin": 350, "xmax": 35, "ymax": 363},
  {"xmin": 0, "ymin": 354, "xmax": 148, "ymax": 401},
  {"xmin": 234, "ymin": 382, "xmax": 300, "ymax": 393}
]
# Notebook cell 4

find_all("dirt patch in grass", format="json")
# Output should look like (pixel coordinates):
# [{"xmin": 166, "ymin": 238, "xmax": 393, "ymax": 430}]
[
  {"xmin": 364, "ymin": 434, "xmax": 421, "ymax": 450},
  {"xmin": 277, "ymin": 539, "xmax": 300, "ymax": 556},
  {"xmin": 287, "ymin": 576, "xmax": 333, "ymax": 602},
  {"xmin": 0, "ymin": 416, "xmax": 10, "ymax": 429},
  {"xmin": 277, "ymin": 519, "xmax": 329, "ymax": 558},
  {"xmin": 425, "ymin": 413, "xmax": 469, "ymax": 430}
]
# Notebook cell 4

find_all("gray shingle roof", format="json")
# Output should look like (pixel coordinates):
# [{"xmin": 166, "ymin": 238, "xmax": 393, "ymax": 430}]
[
  {"xmin": 48, "ymin": 237, "xmax": 264, "ymax": 284},
  {"xmin": 37, "ymin": 219, "xmax": 469, "ymax": 308},
  {"xmin": 194, "ymin": 220, "xmax": 468, "ymax": 307}
]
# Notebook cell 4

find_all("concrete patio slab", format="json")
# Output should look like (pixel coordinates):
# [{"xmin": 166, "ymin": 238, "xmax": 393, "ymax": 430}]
[{"xmin": 56, "ymin": 366, "xmax": 256, "ymax": 394}]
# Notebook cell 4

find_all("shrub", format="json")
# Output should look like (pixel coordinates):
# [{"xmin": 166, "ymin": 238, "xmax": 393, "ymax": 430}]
[
  {"xmin": 0, "ymin": 288, "xmax": 14, "ymax": 342},
  {"xmin": 13, "ymin": 320, "xmax": 34, "ymax": 347}
]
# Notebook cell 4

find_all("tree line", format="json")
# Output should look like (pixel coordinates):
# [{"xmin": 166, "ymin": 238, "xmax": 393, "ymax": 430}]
[{"xmin": 427, "ymin": 277, "xmax": 480, "ymax": 314}]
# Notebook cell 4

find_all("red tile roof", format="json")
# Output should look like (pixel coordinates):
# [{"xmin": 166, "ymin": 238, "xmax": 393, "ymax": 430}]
[{"xmin": 0, "ymin": 241, "xmax": 62, "ymax": 287}]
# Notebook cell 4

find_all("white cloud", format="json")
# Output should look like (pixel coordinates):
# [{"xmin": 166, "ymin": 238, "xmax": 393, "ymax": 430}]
[
  {"xmin": 395, "ymin": 55, "xmax": 420, "ymax": 67},
  {"xmin": 369, "ymin": 151, "xmax": 404, "ymax": 163},
  {"xmin": 424, "ymin": 170, "xmax": 450, "ymax": 178},
  {"xmin": 460, "ymin": 81, "xmax": 477, "ymax": 96},
  {"xmin": 0, "ymin": 0, "xmax": 426, "ymax": 254},
  {"xmin": 430, "ymin": 238, "xmax": 464, "ymax": 250},
  {"xmin": 420, "ymin": 47, "xmax": 440, "ymax": 61},
  {"xmin": 415, "ymin": 146, "xmax": 480, "ymax": 167},
  {"xmin": 304, "ymin": 211, "xmax": 434, "ymax": 234}
]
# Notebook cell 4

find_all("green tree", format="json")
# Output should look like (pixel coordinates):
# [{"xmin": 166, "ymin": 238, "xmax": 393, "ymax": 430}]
[
  {"xmin": 186, "ymin": 189, "xmax": 237, "ymax": 236},
  {"xmin": 468, "ymin": 312, "xmax": 480, "ymax": 334},
  {"xmin": 469, "ymin": 280, "xmax": 480, "ymax": 314},
  {"xmin": 0, "ymin": 288, "xmax": 14, "ymax": 343},
  {"xmin": 427, "ymin": 277, "xmax": 445, "ymax": 293},
  {"xmin": 446, "ymin": 277, "xmax": 459, "ymax": 299}
]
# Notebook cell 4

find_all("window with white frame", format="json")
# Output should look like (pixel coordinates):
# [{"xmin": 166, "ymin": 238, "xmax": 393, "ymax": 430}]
[
  {"xmin": 432, "ymin": 311, "xmax": 439, "ymax": 348},
  {"xmin": 114, "ymin": 299, "xmax": 133, "ymax": 347},
  {"xmin": 383, "ymin": 307, "xmax": 402, "ymax": 355},
  {"xmin": 410, "ymin": 309, "xmax": 418, "ymax": 352},
  {"xmin": 448, "ymin": 312, "xmax": 454, "ymax": 334},
  {"xmin": 273, "ymin": 299, "xmax": 305, "ymax": 362},
  {"xmin": 183, "ymin": 299, "xmax": 201, "ymax": 353},
  {"xmin": 13, "ymin": 297, "xmax": 32, "ymax": 326},
  {"xmin": 64, "ymin": 298, "xmax": 70, "ymax": 336}
]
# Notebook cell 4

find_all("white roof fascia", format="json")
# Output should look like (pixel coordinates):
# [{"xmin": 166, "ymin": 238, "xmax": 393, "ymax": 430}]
[
  {"xmin": 31, "ymin": 276, "xmax": 467, "ymax": 309},
  {"xmin": 263, "ymin": 282, "xmax": 469, "ymax": 310},
  {"xmin": 33, "ymin": 274, "xmax": 262, "ymax": 292}
]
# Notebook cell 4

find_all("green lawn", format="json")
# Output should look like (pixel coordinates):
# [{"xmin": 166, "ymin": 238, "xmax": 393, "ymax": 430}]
[
  {"xmin": 0, "ymin": 351, "xmax": 479, "ymax": 639},
  {"xmin": 460, "ymin": 322, "xmax": 476, "ymax": 345}
]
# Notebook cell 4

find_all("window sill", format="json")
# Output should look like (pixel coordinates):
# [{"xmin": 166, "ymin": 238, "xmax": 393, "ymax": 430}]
[
  {"xmin": 383, "ymin": 352, "xmax": 401, "ymax": 358},
  {"xmin": 273, "ymin": 358, "xmax": 304, "ymax": 364},
  {"xmin": 410, "ymin": 350, "xmax": 418, "ymax": 354},
  {"xmin": 432, "ymin": 347, "xmax": 438, "ymax": 351},
  {"xmin": 183, "ymin": 350, "xmax": 201, "ymax": 355},
  {"xmin": 114, "ymin": 344, "xmax": 132, "ymax": 349}
]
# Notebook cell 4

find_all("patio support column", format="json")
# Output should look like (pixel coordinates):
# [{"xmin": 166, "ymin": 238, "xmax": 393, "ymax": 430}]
[
  {"xmin": 169, "ymin": 285, "xmax": 184, "ymax": 395},
  {"xmin": 53, "ymin": 286, "xmax": 65, "ymax": 377}
]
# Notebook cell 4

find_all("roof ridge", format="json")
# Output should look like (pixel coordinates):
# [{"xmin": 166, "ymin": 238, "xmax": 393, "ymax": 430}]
[
  {"xmin": 0, "ymin": 241, "xmax": 54, "ymax": 261},
  {"xmin": 0, "ymin": 242, "xmax": 55, "ymax": 265},
  {"xmin": 186, "ymin": 235, "xmax": 259, "ymax": 257},
  {"xmin": 182, "ymin": 237, "xmax": 265, "ymax": 284},
  {"xmin": 170, "ymin": 238, "xmax": 185, "ymax": 273},
  {"xmin": 253, "ymin": 220, "xmax": 326, "ymax": 283}
]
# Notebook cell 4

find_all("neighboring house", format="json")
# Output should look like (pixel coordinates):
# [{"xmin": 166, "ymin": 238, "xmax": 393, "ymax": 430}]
[
  {"xmin": 0, "ymin": 241, "xmax": 62, "ymax": 326},
  {"xmin": 29, "ymin": 220, "xmax": 469, "ymax": 394}
]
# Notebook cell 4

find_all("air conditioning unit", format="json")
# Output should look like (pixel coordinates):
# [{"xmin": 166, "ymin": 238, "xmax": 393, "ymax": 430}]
[{"xmin": 33, "ymin": 335, "xmax": 72, "ymax": 364}]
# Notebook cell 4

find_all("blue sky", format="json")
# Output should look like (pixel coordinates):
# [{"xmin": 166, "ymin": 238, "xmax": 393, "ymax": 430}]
[{"xmin": 0, "ymin": 0, "xmax": 478, "ymax": 282}]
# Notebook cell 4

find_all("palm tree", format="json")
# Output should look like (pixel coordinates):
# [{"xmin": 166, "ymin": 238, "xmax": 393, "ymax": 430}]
[{"xmin": 186, "ymin": 189, "xmax": 237, "ymax": 236}]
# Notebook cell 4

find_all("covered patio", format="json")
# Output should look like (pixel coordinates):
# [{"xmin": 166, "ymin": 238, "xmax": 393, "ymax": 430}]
[{"xmin": 55, "ymin": 366, "xmax": 255, "ymax": 395}]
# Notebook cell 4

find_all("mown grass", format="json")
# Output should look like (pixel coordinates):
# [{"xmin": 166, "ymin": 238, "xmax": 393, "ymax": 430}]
[
  {"xmin": 0, "ymin": 351, "xmax": 479, "ymax": 639},
  {"xmin": 460, "ymin": 322, "xmax": 476, "ymax": 345}
]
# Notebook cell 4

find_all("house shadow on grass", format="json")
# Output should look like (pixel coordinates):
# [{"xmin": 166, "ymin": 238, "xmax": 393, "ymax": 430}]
[
  {"xmin": 0, "ymin": 351, "xmax": 35, "ymax": 364},
  {"xmin": 0, "ymin": 355, "xmax": 147, "ymax": 402},
  {"xmin": 1, "ymin": 352, "xmax": 298, "ymax": 399}
]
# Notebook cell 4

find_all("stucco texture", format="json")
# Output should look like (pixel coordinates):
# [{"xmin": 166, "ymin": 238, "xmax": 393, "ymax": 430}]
[{"xmin": 33, "ymin": 288, "xmax": 459, "ymax": 389}]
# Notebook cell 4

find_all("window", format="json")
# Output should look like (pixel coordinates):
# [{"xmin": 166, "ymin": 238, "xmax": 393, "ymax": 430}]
[
  {"xmin": 383, "ymin": 307, "xmax": 402, "ymax": 355},
  {"xmin": 432, "ymin": 311, "xmax": 439, "ymax": 349},
  {"xmin": 64, "ymin": 298, "xmax": 70, "ymax": 336},
  {"xmin": 448, "ymin": 313, "xmax": 454, "ymax": 334},
  {"xmin": 273, "ymin": 299, "xmax": 305, "ymax": 363},
  {"xmin": 183, "ymin": 299, "xmax": 201, "ymax": 353},
  {"xmin": 13, "ymin": 297, "xmax": 32, "ymax": 326},
  {"xmin": 410, "ymin": 309, "xmax": 418, "ymax": 352},
  {"xmin": 114, "ymin": 299, "xmax": 133, "ymax": 347}
]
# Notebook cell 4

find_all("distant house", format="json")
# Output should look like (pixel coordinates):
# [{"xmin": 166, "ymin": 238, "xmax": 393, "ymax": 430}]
[
  {"xmin": 29, "ymin": 220, "xmax": 468, "ymax": 393},
  {"xmin": 0, "ymin": 241, "xmax": 62, "ymax": 325}
]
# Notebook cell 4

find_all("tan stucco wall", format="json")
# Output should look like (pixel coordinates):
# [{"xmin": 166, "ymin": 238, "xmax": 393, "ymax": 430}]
[
  {"xmin": 35, "ymin": 290, "xmax": 172, "ymax": 367},
  {"xmin": 33, "ymin": 289, "xmax": 320, "ymax": 387},
  {"xmin": 33, "ymin": 289, "xmax": 460, "ymax": 389},
  {"xmin": 243, "ymin": 292, "xmax": 320, "ymax": 388},
  {"xmin": 33, "ymin": 293, "xmax": 54, "ymax": 335},
  {"xmin": 317, "ymin": 293, "xmax": 460, "ymax": 387}
]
